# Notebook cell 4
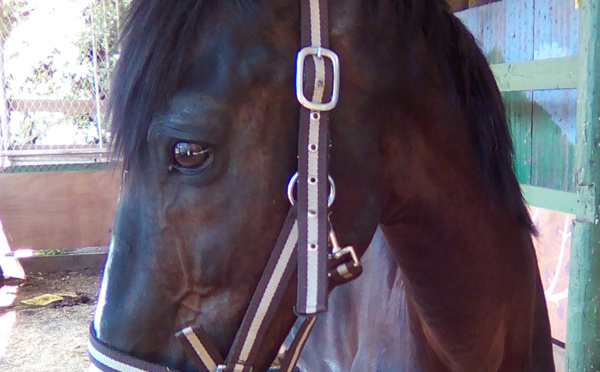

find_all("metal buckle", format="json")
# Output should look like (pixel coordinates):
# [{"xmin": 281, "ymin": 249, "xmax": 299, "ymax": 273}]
[{"xmin": 295, "ymin": 46, "xmax": 340, "ymax": 111}]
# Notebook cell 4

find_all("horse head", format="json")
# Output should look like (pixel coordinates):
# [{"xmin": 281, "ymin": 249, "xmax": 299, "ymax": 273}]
[{"xmin": 93, "ymin": 1, "xmax": 383, "ymax": 371}]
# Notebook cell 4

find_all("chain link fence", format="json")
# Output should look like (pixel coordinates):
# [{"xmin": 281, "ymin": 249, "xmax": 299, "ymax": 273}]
[{"xmin": 0, "ymin": 0, "xmax": 128, "ymax": 172}]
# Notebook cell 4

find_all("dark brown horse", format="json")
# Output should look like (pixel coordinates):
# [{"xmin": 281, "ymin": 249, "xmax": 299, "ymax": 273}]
[{"xmin": 90, "ymin": 0, "xmax": 555, "ymax": 371}]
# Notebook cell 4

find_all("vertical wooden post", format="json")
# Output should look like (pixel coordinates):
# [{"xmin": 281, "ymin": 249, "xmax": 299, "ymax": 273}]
[{"xmin": 566, "ymin": 0, "xmax": 600, "ymax": 370}]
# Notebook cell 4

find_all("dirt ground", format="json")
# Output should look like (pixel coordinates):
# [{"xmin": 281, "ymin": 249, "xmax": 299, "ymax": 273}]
[{"xmin": 0, "ymin": 269, "xmax": 101, "ymax": 372}]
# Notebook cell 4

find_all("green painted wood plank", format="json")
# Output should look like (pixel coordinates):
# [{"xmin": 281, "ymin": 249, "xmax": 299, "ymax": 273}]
[
  {"xmin": 520, "ymin": 185, "xmax": 578, "ymax": 214},
  {"xmin": 566, "ymin": 0, "xmax": 600, "ymax": 370},
  {"xmin": 530, "ymin": 89, "xmax": 577, "ymax": 192},
  {"xmin": 505, "ymin": 91, "xmax": 533, "ymax": 185},
  {"xmin": 491, "ymin": 56, "xmax": 580, "ymax": 92}
]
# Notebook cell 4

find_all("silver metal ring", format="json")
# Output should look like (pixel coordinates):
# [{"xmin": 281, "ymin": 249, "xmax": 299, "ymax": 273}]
[
  {"xmin": 328, "ymin": 175, "xmax": 336, "ymax": 206},
  {"xmin": 287, "ymin": 172, "xmax": 336, "ymax": 207}
]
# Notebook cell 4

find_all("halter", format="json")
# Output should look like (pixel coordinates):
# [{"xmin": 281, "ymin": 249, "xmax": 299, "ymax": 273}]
[{"xmin": 88, "ymin": 1, "xmax": 363, "ymax": 371}]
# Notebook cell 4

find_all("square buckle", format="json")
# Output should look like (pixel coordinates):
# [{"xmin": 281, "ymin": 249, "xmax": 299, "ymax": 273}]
[{"xmin": 295, "ymin": 46, "xmax": 340, "ymax": 111}]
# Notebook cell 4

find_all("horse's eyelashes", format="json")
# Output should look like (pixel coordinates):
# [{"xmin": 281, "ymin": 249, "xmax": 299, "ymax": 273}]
[{"xmin": 172, "ymin": 141, "xmax": 213, "ymax": 170}]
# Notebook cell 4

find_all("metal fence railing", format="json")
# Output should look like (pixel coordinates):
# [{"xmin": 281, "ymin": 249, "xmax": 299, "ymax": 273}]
[{"xmin": 0, "ymin": 0, "xmax": 128, "ymax": 172}]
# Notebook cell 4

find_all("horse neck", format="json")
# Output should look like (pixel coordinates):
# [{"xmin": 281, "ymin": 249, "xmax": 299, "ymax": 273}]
[
  {"xmin": 364, "ymin": 16, "xmax": 540, "ymax": 367},
  {"xmin": 376, "ymin": 81, "xmax": 536, "ymax": 369}
]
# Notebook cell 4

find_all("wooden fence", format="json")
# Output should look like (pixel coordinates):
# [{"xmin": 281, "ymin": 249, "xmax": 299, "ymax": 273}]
[{"xmin": 0, "ymin": 170, "xmax": 119, "ymax": 251}]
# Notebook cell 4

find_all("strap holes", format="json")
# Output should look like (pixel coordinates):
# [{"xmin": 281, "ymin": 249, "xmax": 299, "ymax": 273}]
[
  {"xmin": 308, "ymin": 143, "xmax": 318, "ymax": 152},
  {"xmin": 310, "ymin": 112, "xmax": 321, "ymax": 121},
  {"xmin": 308, "ymin": 176, "xmax": 318, "ymax": 185},
  {"xmin": 309, "ymin": 243, "xmax": 318, "ymax": 251}
]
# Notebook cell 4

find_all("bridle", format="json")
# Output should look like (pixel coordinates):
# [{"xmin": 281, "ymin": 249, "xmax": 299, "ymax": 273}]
[{"xmin": 88, "ymin": 1, "xmax": 363, "ymax": 371}]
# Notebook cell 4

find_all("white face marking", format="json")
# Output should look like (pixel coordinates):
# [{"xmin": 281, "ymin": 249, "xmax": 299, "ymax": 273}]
[{"xmin": 94, "ymin": 239, "xmax": 115, "ymax": 337}]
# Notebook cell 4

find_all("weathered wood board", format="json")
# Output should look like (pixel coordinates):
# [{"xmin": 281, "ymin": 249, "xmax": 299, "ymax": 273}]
[
  {"xmin": 0, "ymin": 170, "xmax": 119, "ymax": 251},
  {"xmin": 18, "ymin": 252, "xmax": 108, "ymax": 273}
]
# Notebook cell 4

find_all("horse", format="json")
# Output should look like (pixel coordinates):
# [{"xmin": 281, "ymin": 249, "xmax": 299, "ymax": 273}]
[{"xmin": 89, "ymin": 0, "xmax": 555, "ymax": 371}]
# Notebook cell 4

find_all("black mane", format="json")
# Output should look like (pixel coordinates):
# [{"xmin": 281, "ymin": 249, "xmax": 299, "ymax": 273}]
[
  {"xmin": 109, "ymin": 0, "xmax": 207, "ymax": 171},
  {"xmin": 417, "ymin": 0, "xmax": 534, "ymax": 231}
]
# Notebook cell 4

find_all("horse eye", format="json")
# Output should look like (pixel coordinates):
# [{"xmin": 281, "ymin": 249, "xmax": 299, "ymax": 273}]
[{"xmin": 172, "ymin": 142, "xmax": 212, "ymax": 169}]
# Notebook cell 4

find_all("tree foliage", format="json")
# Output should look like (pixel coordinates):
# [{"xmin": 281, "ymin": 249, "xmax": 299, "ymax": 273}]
[
  {"xmin": 1, "ymin": 0, "xmax": 32, "ymax": 38},
  {"xmin": 2, "ymin": 0, "xmax": 128, "ymax": 146}
]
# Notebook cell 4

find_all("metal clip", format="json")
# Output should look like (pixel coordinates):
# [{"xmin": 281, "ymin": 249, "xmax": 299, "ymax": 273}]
[
  {"xmin": 330, "ymin": 245, "xmax": 361, "ymax": 269},
  {"xmin": 328, "ymin": 224, "xmax": 343, "ymax": 255},
  {"xmin": 327, "ymin": 225, "xmax": 362, "ymax": 283}
]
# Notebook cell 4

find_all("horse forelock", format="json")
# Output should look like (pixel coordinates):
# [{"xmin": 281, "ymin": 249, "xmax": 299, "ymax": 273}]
[{"xmin": 109, "ymin": 0, "xmax": 210, "ymax": 172}]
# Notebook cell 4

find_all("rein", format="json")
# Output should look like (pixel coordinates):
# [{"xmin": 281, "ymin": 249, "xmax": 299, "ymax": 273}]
[{"xmin": 88, "ymin": 1, "xmax": 363, "ymax": 371}]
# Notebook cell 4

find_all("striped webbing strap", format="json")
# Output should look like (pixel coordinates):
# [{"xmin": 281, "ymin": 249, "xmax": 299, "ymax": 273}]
[
  {"xmin": 89, "ymin": 324, "xmax": 181, "ymax": 372},
  {"xmin": 295, "ymin": 0, "xmax": 338, "ymax": 317},
  {"xmin": 178, "ymin": 319, "xmax": 314, "ymax": 372},
  {"xmin": 89, "ymin": 319, "xmax": 308, "ymax": 372},
  {"xmin": 219, "ymin": 208, "xmax": 299, "ymax": 371}
]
